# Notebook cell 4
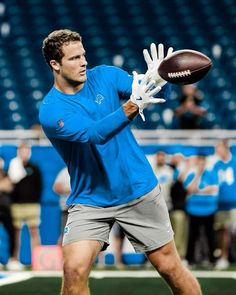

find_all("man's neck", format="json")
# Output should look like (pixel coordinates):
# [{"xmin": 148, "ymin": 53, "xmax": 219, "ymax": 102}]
[
  {"xmin": 222, "ymin": 151, "xmax": 231, "ymax": 162},
  {"xmin": 54, "ymin": 78, "xmax": 84, "ymax": 94}
]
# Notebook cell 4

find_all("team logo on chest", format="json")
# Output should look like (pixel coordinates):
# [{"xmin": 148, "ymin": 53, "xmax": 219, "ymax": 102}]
[{"xmin": 95, "ymin": 94, "xmax": 105, "ymax": 104}]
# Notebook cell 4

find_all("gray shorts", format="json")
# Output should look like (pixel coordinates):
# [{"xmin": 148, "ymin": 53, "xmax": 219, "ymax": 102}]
[{"xmin": 63, "ymin": 185, "xmax": 174, "ymax": 253}]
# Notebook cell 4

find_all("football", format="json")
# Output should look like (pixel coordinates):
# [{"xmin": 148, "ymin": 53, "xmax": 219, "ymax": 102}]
[{"xmin": 158, "ymin": 49, "xmax": 212, "ymax": 85}]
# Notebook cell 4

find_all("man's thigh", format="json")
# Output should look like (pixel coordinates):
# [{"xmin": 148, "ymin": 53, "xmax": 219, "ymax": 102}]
[
  {"xmin": 63, "ymin": 204, "xmax": 114, "ymax": 249},
  {"xmin": 116, "ymin": 186, "xmax": 174, "ymax": 253},
  {"xmin": 63, "ymin": 240, "xmax": 101, "ymax": 270}
]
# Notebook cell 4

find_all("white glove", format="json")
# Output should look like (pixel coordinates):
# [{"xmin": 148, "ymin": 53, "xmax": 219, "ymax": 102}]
[
  {"xmin": 143, "ymin": 43, "xmax": 174, "ymax": 87},
  {"xmin": 131, "ymin": 71, "xmax": 165, "ymax": 121}
]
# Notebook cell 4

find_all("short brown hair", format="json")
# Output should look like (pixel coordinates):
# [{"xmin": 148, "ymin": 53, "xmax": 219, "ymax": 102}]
[{"xmin": 42, "ymin": 29, "xmax": 82, "ymax": 69}]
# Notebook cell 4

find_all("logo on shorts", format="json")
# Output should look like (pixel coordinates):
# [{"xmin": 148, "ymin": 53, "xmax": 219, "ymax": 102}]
[
  {"xmin": 64, "ymin": 226, "xmax": 70, "ymax": 235},
  {"xmin": 165, "ymin": 221, "xmax": 171, "ymax": 233}
]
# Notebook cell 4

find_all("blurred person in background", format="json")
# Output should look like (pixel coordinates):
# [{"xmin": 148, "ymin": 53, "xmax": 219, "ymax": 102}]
[
  {"xmin": 111, "ymin": 222, "xmax": 125, "ymax": 268},
  {"xmin": 213, "ymin": 139, "xmax": 236, "ymax": 269},
  {"xmin": 174, "ymin": 85, "xmax": 207, "ymax": 129},
  {"xmin": 184, "ymin": 155, "xmax": 219, "ymax": 267},
  {"xmin": 7, "ymin": 142, "xmax": 42, "ymax": 270},
  {"xmin": 53, "ymin": 167, "xmax": 70, "ymax": 245},
  {"xmin": 152, "ymin": 151, "xmax": 174, "ymax": 211},
  {"xmin": 169, "ymin": 154, "xmax": 188, "ymax": 261},
  {"xmin": 0, "ymin": 157, "xmax": 14, "ymax": 269},
  {"xmin": 39, "ymin": 29, "xmax": 202, "ymax": 295}
]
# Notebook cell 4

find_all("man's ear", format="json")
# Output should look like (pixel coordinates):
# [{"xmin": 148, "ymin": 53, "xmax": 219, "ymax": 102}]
[{"xmin": 50, "ymin": 60, "xmax": 60, "ymax": 71}]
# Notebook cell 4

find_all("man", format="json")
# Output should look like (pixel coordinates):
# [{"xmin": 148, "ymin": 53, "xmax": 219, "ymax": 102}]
[
  {"xmin": 53, "ymin": 167, "xmax": 70, "ymax": 245},
  {"xmin": 174, "ymin": 85, "xmax": 207, "ymax": 129},
  {"xmin": 7, "ymin": 142, "xmax": 42, "ymax": 270},
  {"xmin": 169, "ymin": 154, "xmax": 188, "ymax": 261},
  {"xmin": 184, "ymin": 155, "xmax": 219, "ymax": 266},
  {"xmin": 0, "ymin": 158, "xmax": 14, "ymax": 268},
  {"xmin": 152, "ymin": 151, "xmax": 174, "ymax": 211},
  {"xmin": 213, "ymin": 140, "xmax": 236, "ymax": 269},
  {"xmin": 39, "ymin": 29, "xmax": 201, "ymax": 295}
]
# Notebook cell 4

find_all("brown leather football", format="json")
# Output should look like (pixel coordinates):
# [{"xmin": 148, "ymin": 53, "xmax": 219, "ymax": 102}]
[{"xmin": 158, "ymin": 49, "xmax": 212, "ymax": 85}]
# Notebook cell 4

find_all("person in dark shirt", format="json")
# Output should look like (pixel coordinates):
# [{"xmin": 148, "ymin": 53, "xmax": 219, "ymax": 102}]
[
  {"xmin": 174, "ymin": 85, "xmax": 207, "ymax": 129},
  {"xmin": 170, "ymin": 154, "xmax": 188, "ymax": 260},
  {"xmin": 7, "ymin": 143, "xmax": 42, "ymax": 270},
  {"xmin": 0, "ymin": 157, "xmax": 14, "ymax": 268}
]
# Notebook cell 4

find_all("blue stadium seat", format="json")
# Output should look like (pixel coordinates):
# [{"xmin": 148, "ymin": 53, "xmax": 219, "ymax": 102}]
[{"xmin": 0, "ymin": 0, "xmax": 235, "ymax": 129}]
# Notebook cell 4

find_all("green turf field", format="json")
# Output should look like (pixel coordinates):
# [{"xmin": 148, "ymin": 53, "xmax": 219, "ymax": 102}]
[{"xmin": 1, "ymin": 276, "xmax": 236, "ymax": 295}]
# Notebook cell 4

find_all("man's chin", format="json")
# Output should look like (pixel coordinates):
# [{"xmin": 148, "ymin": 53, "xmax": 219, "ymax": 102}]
[
  {"xmin": 78, "ymin": 75, "xmax": 87, "ymax": 83},
  {"xmin": 68, "ymin": 76, "xmax": 87, "ymax": 86},
  {"xmin": 81, "ymin": 75, "xmax": 87, "ymax": 81}
]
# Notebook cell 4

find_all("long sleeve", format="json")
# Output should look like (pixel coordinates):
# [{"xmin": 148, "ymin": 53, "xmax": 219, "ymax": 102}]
[{"xmin": 41, "ymin": 105, "xmax": 130, "ymax": 144}]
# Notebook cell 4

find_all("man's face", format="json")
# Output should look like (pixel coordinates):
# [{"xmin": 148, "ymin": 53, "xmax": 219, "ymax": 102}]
[
  {"xmin": 52, "ymin": 41, "xmax": 88, "ymax": 86},
  {"xmin": 196, "ymin": 156, "xmax": 206, "ymax": 170},
  {"xmin": 18, "ymin": 146, "xmax": 31, "ymax": 162},
  {"xmin": 156, "ymin": 152, "xmax": 166, "ymax": 166}
]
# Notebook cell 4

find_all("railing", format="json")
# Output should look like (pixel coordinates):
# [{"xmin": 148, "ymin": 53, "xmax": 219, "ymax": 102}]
[
  {"xmin": 132, "ymin": 129, "xmax": 236, "ymax": 145},
  {"xmin": 0, "ymin": 129, "xmax": 236, "ymax": 145}
]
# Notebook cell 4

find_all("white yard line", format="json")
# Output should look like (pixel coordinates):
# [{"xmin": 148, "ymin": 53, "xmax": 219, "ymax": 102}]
[
  {"xmin": 1, "ymin": 270, "xmax": 236, "ymax": 286},
  {"xmin": 0, "ymin": 272, "xmax": 33, "ymax": 286},
  {"xmin": 90, "ymin": 270, "xmax": 236, "ymax": 279}
]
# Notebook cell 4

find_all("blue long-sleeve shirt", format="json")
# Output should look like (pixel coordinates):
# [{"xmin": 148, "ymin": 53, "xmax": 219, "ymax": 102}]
[
  {"xmin": 184, "ymin": 169, "xmax": 219, "ymax": 216},
  {"xmin": 213, "ymin": 156, "xmax": 236, "ymax": 210},
  {"xmin": 39, "ymin": 65, "xmax": 169, "ymax": 207}
]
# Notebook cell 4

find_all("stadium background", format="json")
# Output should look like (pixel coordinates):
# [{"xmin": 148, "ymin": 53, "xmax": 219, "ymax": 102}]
[
  {"xmin": 0, "ymin": 0, "xmax": 236, "ymax": 130},
  {"xmin": 1, "ymin": 0, "xmax": 236, "ymax": 293}
]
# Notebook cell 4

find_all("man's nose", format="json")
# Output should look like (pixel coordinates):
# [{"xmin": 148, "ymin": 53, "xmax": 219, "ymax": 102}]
[{"xmin": 81, "ymin": 56, "xmax": 88, "ymax": 67}]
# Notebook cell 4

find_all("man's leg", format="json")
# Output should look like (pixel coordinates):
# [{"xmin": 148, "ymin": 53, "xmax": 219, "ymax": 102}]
[
  {"xmin": 186, "ymin": 215, "xmax": 200, "ymax": 265},
  {"xmin": 61, "ymin": 240, "xmax": 101, "ymax": 295},
  {"xmin": 29, "ymin": 226, "xmax": 41, "ymax": 250},
  {"xmin": 170, "ymin": 210, "xmax": 188, "ymax": 259},
  {"xmin": 12, "ymin": 227, "xmax": 21, "ymax": 260},
  {"xmin": 146, "ymin": 240, "xmax": 202, "ymax": 295}
]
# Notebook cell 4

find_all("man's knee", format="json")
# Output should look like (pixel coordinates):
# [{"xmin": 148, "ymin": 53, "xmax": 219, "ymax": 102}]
[
  {"xmin": 63, "ymin": 261, "xmax": 89, "ymax": 286},
  {"xmin": 62, "ymin": 240, "xmax": 100, "ymax": 281},
  {"xmin": 156, "ymin": 254, "xmax": 182, "ymax": 277},
  {"xmin": 147, "ymin": 241, "xmax": 182, "ymax": 276}
]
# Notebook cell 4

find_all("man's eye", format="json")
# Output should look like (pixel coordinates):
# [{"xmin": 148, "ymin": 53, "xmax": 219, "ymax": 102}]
[{"xmin": 70, "ymin": 56, "xmax": 79, "ymax": 60}]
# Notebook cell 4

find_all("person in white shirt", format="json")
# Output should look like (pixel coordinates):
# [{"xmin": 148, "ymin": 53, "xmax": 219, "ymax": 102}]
[{"xmin": 53, "ymin": 167, "xmax": 70, "ymax": 244}]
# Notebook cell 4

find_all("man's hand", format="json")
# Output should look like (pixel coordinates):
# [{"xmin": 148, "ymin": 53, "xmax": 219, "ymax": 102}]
[
  {"xmin": 131, "ymin": 71, "xmax": 165, "ymax": 121},
  {"xmin": 143, "ymin": 43, "xmax": 173, "ymax": 87}
]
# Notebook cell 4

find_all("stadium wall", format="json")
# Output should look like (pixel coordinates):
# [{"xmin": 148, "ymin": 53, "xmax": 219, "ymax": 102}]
[{"xmin": 1, "ymin": 129, "xmax": 236, "ymax": 264}]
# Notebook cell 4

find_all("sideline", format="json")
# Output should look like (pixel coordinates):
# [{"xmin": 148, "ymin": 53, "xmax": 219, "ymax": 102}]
[
  {"xmin": 1, "ymin": 270, "xmax": 236, "ymax": 286},
  {"xmin": 0, "ymin": 272, "xmax": 33, "ymax": 286}
]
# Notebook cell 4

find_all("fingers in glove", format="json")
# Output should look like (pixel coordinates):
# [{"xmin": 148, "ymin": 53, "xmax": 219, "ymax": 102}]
[
  {"xmin": 150, "ymin": 43, "xmax": 158, "ymax": 61},
  {"xmin": 149, "ymin": 98, "xmax": 166, "ymax": 104},
  {"xmin": 143, "ymin": 79, "xmax": 155, "ymax": 90},
  {"xmin": 148, "ymin": 85, "xmax": 162, "ymax": 96},
  {"xmin": 132, "ymin": 70, "xmax": 138, "ymax": 79},
  {"xmin": 143, "ymin": 49, "xmax": 152, "ymax": 65},
  {"xmin": 158, "ymin": 43, "xmax": 164, "ymax": 60},
  {"xmin": 167, "ymin": 47, "xmax": 174, "ymax": 57},
  {"xmin": 158, "ymin": 80, "xmax": 167, "ymax": 87},
  {"xmin": 132, "ymin": 71, "xmax": 139, "ymax": 86}
]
